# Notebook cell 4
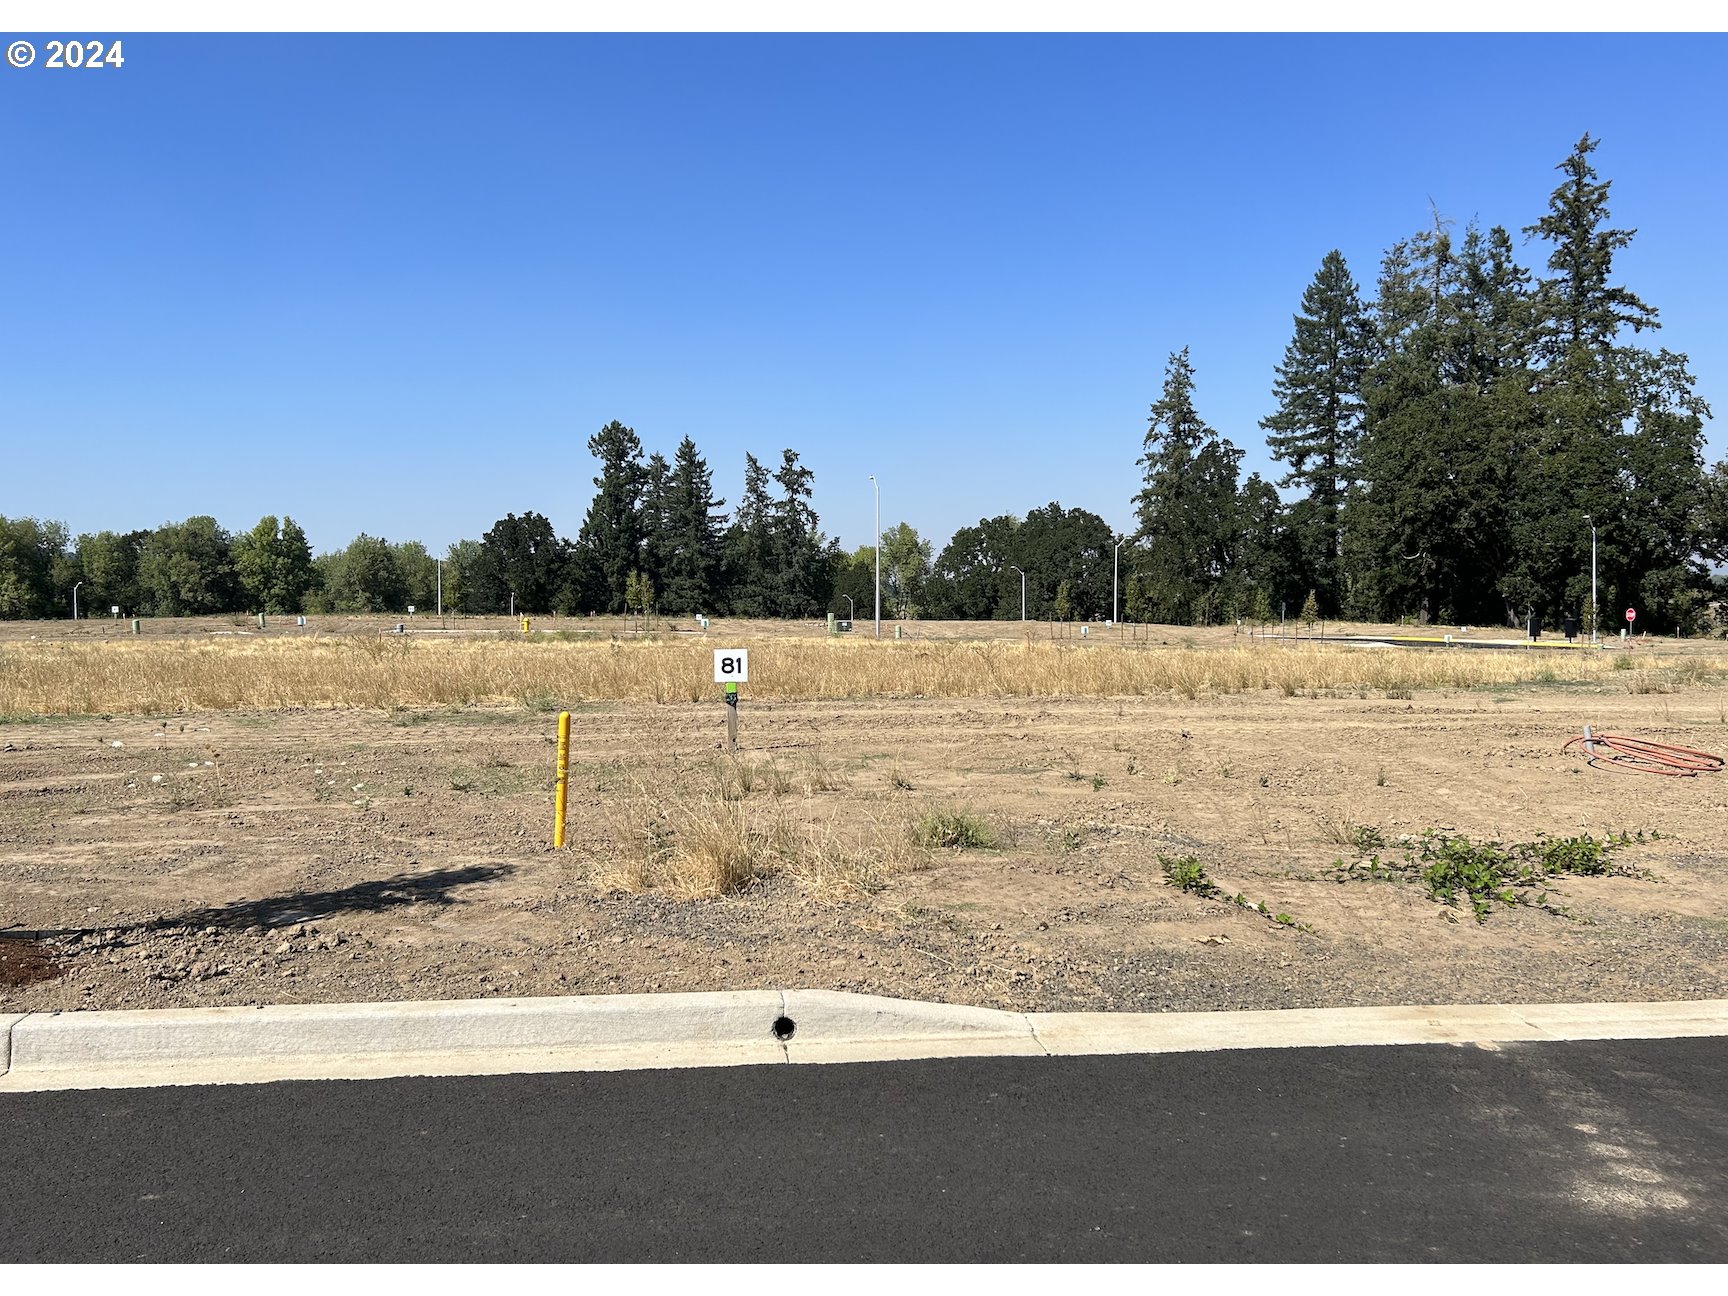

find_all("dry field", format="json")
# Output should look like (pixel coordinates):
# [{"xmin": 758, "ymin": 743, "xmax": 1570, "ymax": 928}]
[{"xmin": 4, "ymin": 619, "xmax": 1728, "ymax": 1016}]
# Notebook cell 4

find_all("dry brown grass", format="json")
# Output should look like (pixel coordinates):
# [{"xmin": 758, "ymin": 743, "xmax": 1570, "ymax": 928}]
[
  {"xmin": 3, "ymin": 635, "xmax": 1726, "ymax": 716},
  {"xmin": 599, "ymin": 780, "xmax": 932, "ymax": 899}
]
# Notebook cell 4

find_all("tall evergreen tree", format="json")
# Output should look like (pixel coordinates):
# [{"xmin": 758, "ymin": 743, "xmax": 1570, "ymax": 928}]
[
  {"xmin": 722, "ymin": 453, "xmax": 775, "ymax": 616},
  {"xmin": 1506, "ymin": 135, "xmax": 1711, "ymax": 631},
  {"xmin": 766, "ymin": 449, "xmax": 835, "ymax": 616},
  {"xmin": 571, "ymin": 420, "xmax": 646, "ymax": 613},
  {"xmin": 1259, "ymin": 250, "xmax": 1372, "ymax": 615},
  {"xmin": 1131, "ymin": 349, "xmax": 1243, "ymax": 624},
  {"xmin": 638, "ymin": 451, "xmax": 673, "ymax": 601},
  {"xmin": 1347, "ymin": 222, "xmax": 1535, "ymax": 624},
  {"xmin": 659, "ymin": 436, "xmax": 727, "ymax": 614}
]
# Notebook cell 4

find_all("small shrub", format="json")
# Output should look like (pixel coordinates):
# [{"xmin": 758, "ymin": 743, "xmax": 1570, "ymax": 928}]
[
  {"xmin": 1160, "ymin": 855, "xmax": 1218, "ymax": 898},
  {"xmin": 915, "ymin": 809, "xmax": 997, "ymax": 850}
]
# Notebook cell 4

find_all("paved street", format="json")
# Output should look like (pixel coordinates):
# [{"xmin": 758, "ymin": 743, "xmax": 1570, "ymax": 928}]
[{"xmin": 4, "ymin": 1038, "xmax": 1726, "ymax": 1261}]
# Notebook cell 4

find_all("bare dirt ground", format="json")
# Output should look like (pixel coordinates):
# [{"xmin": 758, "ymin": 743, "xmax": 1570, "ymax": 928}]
[{"xmin": 5, "ymin": 670, "xmax": 1728, "ymax": 1015}]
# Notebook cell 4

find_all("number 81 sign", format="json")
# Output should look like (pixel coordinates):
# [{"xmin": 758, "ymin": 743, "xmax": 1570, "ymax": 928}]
[{"xmin": 713, "ymin": 649, "xmax": 749, "ymax": 683}]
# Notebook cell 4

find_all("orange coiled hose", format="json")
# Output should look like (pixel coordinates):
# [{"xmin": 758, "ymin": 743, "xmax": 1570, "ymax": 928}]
[{"xmin": 1562, "ymin": 729, "xmax": 1725, "ymax": 777}]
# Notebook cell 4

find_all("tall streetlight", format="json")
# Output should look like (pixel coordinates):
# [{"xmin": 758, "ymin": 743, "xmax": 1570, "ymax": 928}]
[
  {"xmin": 1008, "ymin": 564, "xmax": 1027, "ymax": 627},
  {"xmin": 869, "ymin": 474, "xmax": 880, "ymax": 639},
  {"xmin": 1113, "ymin": 537, "xmax": 1124, "ymax": 626},
  {"xmin": 843, "ymin": 594, "xmax": 854, "ymax": 621},
  {"xmin": 1584, "ymin": 514, "xmax": 1599, "ymax": 645},
  {"xmin": 72, "ymin": 581, "xmax": 82, "ymax": 621}
]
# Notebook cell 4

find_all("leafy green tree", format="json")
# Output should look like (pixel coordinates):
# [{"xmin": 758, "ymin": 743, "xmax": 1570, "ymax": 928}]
[
  {"xmin": 136, "ymin": 517, "xmax": 240, "ymax": 616},
  {"xmin": 233, "ymin": 516, "xmax": 316, "ymax": 614},
  {"xmin": 389, "ymin": 541, "xmax": 438, "ymax": 611},
  {"xmin": 880, "ymin": 521, "xmax": 932, "ymax": 618},
  {"xmin": 75, "ymin": 529, "xmax": 147, "ymax": 617},
  {"xmin": 478, "ymin": 512, "xmax": 568, "ymax": 614},
  {"xmin": 1132, "ymin": 350, "xmax": 1244, "ymax": 624},
  {"xmin": 1015, "ymin": 503, "xmax": 1114, "ymax": 620},
  {"xmin": 1300, "ymin": 589, "xmax": 1319, "ymax": 627},
  {"xmin": 571, "ymin": 421, "xmax": 646, "ymax": 614},
  {"xmin": 1260, "ymin": 250, "xmax": 1373, "ymax": 614},
  {"xmin": 317, "ymin": 534, "xmax": 408, "ymax": 613},
  {"xmin": 924, "ymin": 515, "xmax": 1021, "ymax": 620},
  {"xmin": 0, "ymin": 517, "xmax": 72, "ymax": 618},
  {"xmin": 829, "ymin": 545, "xmax": 877, "ymax": 621},
  {"xmin": 1053, "ymin": 580, "xmax": 1073, "ymax": 622},
  {"xmin": 442, "ymin": 539, "xmax": 484, "ymax": 614},
  {"xmin": 1231, "ymin": 473, "xmax": 1302, "ymax": 621}
]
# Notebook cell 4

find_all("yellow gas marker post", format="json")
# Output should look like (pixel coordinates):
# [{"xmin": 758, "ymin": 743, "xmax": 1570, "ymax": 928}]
[{"xmin": 552, "ymin": 710, "xmax": 571, "ymax": 847}]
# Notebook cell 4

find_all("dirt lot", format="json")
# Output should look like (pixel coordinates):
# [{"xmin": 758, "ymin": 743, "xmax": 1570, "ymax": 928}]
[{"xmin": 5, "ymin": 665, "xmax": 1728, "ymax": 1015}]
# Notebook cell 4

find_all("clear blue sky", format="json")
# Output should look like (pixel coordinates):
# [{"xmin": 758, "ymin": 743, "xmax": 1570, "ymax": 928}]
[{"xmin": 4, "ymin": 33, "xmax": 1724, "ymax": 557}]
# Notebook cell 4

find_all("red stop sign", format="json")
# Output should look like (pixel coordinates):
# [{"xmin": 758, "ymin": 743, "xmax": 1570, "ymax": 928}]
[{"xmin": 1626, "ymin": 607, "xmax": 1636, "ymax": 623}]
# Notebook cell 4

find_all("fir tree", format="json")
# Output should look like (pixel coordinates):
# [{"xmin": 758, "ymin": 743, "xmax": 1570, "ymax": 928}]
[
  {"xmin": 1260, "ymin": 250, "xmax": 1372, "ymax": 615},
  {"xmin": 571, "ymin": 420, "xmax": 646, "ymax": 614},
  {"xmin": 659, "ymin": 436, "xmax": 727, "ymax": 615},
  {"xmin": 1132, "ymin": 349, "xmax": 1243, "ymax": 624}
]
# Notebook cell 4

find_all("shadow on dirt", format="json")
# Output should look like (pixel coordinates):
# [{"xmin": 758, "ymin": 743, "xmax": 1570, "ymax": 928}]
[{"xmin": 5, "ymin": 863, "xmax": 513, "ymax": 943}]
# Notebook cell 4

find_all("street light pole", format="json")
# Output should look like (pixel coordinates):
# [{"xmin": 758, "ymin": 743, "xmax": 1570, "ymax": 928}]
[
  {"xmin": 1585, "ymin": 515, "xmax": 1599, "ymax": 645},
  {"xmin": 843, "ymin": 595, "xmax": 854, "ymax": 621},
  {"xmin": 869, "ymin": 474, "xmax": 880, "ymax": 639},
  {"xmin": 72, "ymin": 581, "xmax": 82, "ymax": 621},
  {"xmin": 436, "ymin": 559, "xmax": 443, "ymax": 622},
  {"xmin": 1113, "ymin": 538, "xmax": 1124, "ymax": 625},
  {"xmin": 1009, "ymin": 564, "xmax": 1026, "ymax": 627}
]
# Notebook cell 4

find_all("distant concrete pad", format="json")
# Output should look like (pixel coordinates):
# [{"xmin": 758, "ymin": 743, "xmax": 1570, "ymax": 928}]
[{"xmin": 2, "ymin": 992, "xmax": 1725, "ymax": 1093}]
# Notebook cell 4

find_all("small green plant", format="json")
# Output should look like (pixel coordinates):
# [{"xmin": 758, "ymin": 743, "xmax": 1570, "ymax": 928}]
[
  {"xmin": 1059, "ymin": 826, "xmax": 1086, "ymax": 852},
  {"xmin": 1161, "ymin": 857, "xmax": 1311, "ymax": 929},
  {"xmin": 1090, "ymin": 773, "xmax": 1108, "ymax": 791},
  {"xmin": 1375, "ymin": 765, "xmax": 1387, "ymax": 787},
  {"xmin": 1159, "ymin": 855, "xmax": 1217, "ymax": 897},
  {"xmin": 915, "ymin": 809, "xmax": 997, "ymax": 850},
  {"xmin": 1329, "ymin": 829, "xmax": 1655, "ymax": 922}
]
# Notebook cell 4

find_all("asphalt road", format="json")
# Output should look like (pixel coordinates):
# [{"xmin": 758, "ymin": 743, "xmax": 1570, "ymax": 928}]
[{"xmin": 4, "ymin": 1038, "xmax": 1726, "ymax": 1261}]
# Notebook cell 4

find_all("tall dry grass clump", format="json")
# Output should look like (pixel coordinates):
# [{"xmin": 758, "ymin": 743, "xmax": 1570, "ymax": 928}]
[
  {"xmin": 2, "ymin": 635, "xmax": 1723, "ymax": 715},
  {"xmin": 599, "ymin": 778, "xmax": 931, "ymax": 900}
]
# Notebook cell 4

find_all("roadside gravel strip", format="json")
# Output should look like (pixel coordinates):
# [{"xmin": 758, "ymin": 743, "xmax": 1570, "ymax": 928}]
[{"xmin": 3, "ymin": 991, "xmax": 1727, "ymax": 1092}]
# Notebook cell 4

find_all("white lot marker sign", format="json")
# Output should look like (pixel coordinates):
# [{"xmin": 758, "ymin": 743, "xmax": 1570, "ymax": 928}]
[
  {"xmin": 713, "ymin": 649, "xmax": 749, "ymax": 684},
  {"xmin": 714, "ymin": 649, "xmax": 748, "ymax": 750}
]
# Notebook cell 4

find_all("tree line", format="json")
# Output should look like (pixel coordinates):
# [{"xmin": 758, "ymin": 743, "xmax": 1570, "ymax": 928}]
[
  {"xmin": 0, "ymin": 430, "xmax": 851, "ymax": 620},
  {"xmin": 4, "ymin": 137, "xmax": 1724, "ymax": 631},
  {"xmin": 1125, "ymin": 136, "xmax": 1727, "ymax": 634}
]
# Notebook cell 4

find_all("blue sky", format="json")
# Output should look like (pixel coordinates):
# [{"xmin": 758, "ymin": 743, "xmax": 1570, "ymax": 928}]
[{"xmin": 3, "ymin": 33, "xmax": 1725, "ymax": 557}]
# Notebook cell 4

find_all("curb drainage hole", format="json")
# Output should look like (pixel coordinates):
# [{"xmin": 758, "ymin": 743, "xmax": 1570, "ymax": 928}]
[{"xmin": 771, "ymin": 1016, "xmax": 796, "ymax": 1042}]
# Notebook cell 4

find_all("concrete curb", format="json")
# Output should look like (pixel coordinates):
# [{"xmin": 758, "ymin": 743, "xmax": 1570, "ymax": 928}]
[{"xmin": 2, "ymin": 993, "xmax": 1725, "ymax": 1093}]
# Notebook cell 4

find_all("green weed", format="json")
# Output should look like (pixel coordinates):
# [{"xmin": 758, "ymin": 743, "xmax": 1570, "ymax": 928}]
[{"xmin": 915, "ymin": 809, "xmax": 998, "ymax": 850}]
